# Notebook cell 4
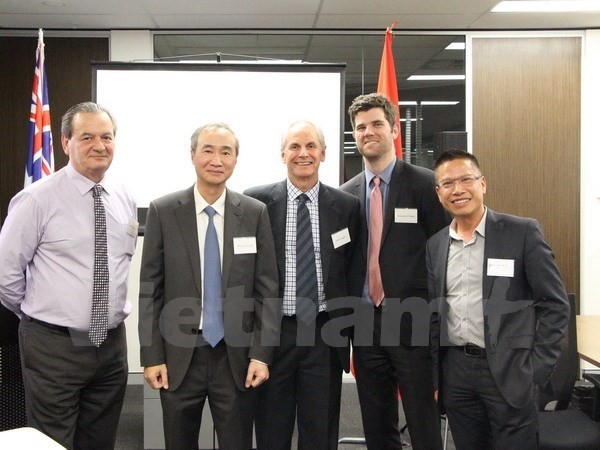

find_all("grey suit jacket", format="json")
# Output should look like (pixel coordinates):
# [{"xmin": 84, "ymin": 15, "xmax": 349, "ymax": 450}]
[
  {"xmin": 138, "ymin": 186, "xmax": 280, "ymax": 391},
  {"xmin": 244, "ymin": 180, "xmax": 361, "ymax": 372},
  {"xmin": 427, "ymin": 208, "xmax": 570, "ymax": 409},
  {"xmin": 340, "ymin": 159, "xmax": 450, "ymax": 345}
]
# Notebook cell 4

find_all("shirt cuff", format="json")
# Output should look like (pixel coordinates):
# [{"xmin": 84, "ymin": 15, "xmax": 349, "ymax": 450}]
[{"xmin": 250, "ymin": 358, "xmax": 268, "ymax": 366}]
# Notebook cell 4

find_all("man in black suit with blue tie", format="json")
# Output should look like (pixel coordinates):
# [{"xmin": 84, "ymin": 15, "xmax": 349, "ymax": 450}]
[
  {"xmin": 245, "ymin": 120, "xmax": 360, "ymax": 449},
  {"xmin": 340, "ymin": 93, "xmax": 449, "ymax": 449}
]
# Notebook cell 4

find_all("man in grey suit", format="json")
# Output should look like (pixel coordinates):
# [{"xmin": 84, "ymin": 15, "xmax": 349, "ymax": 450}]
[
  {"xmin": 427, "ymin": 149, "xmax": 570, "ymax": 449},
  {"xmin": 245, "ymin": 121, "xmax": 360, "ymax": 449},
  {"xmin": 139, "ymin": 123, "xmax": 280, "ymax": 450},
  {"xmin": 340, "ymin": 93, "xmax": 448, "ymax": 450}
]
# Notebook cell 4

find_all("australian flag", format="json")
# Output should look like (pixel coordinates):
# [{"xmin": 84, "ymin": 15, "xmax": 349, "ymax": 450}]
[{"xmin": 25, "ymin": 28, "xmax": 54, "ymax": 187}]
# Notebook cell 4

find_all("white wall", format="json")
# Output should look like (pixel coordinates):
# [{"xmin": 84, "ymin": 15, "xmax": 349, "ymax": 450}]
[
  {"xmin": 580, "ymin": 30, "xmax": 600, "ymax": 318},
  {"xmin": 580, "ymin": 30, "xmax": 600, "ymax": 371}
]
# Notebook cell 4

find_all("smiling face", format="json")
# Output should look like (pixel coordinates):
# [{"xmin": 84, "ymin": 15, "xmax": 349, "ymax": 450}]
[
  {"xmin": 435, "ymin": 158, "xmax": 486, "ymax": 223},
  {"xmin": 281, "ymin": 122, "xmax": 326, "ymax": 191},
  {"xmin": 191, "ymin": 127, "xmax": 238, "ymax": 193},
  {"xmin": 352, "ymin": 107, "xmax": 398, "ymax": 165},
  {"xmin": 61, "ymin": 111, "xmax": 115, "ymax": 183}
]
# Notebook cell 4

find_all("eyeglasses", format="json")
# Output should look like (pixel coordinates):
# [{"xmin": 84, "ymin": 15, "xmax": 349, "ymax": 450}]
[{"xmin": 437, "ymin": 174, "xmax": 482, "ymax": 191}]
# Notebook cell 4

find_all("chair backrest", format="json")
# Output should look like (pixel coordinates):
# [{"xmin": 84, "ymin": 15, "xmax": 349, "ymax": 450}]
[{"xmin": 540, "ymin": 293, "xmax": 578, "ymax": 410}]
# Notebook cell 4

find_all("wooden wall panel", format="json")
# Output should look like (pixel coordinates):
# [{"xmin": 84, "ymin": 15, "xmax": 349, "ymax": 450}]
[
  {"xmin": 0, "ymin": 36, "xmax": 108, "ymax": 223},
  {"xmin": 472, "ymin": 37, "xmax": 581, "ymax": 300}
]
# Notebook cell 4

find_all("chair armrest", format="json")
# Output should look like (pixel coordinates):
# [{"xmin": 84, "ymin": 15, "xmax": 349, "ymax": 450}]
[
  {"xmin": 582, "ymin": 372, "xmax": 600, "ymax": 421},
  {"xmin": 582, "ymin": 373, "xmax": 600, "ymax": 389}
]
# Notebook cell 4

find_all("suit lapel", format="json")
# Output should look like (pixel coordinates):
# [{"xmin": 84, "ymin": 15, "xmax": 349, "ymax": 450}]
[
  {"xmin": 318, "ymin": 184, "xmax": 337, "ymax": 288},
  {"xmin": 266, "ymin": 181, "xmax": 288, "ymax": 282},
  {"xmin": 222, "ymin": 189, "xmax": 242, "ymax": 290},
  {"xmin": 174, "ymin": 186, "xmax": 202, "ymax": 296},
  {"xmin": 383, "ymin": 160, "xmax": 404, "ymax": 245},
  {"xmin": 354, "ymin": 174, "xmax": 368, "ymax": 259},
  {"xmin": 483, "ymin": 209, "xmax": 504, "ymax": 299}
]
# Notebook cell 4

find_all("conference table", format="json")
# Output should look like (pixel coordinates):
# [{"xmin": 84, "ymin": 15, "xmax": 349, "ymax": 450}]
[{"xmin": 577, "ymin": 315, "xmax": 600, "ymax": 367}]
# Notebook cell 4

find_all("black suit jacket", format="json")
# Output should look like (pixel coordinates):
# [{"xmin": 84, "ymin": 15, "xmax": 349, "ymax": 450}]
[
  {"xmin": 339, "ymin": 159, "xmax": 450, "ymax": 346},
  {"xmin": 427, "ymin": 208, "xmax": 570, "ymax": 409},
  {"xmin": 244, "ymin": 180, "xmax": 361, "ymax": 372},
  {"xmin": 138, "ymin": 186, "xmax": 280, "ymax": 391}
]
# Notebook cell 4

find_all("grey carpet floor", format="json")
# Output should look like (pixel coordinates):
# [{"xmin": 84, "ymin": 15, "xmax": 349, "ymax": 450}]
[{"xmin": 115, "ymin": 382, "xmax": 454, "ymax": 450}]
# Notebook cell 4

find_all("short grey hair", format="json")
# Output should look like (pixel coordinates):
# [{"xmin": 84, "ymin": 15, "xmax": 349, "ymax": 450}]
[
  {"xmin": 280, "ymin": 120, "xmax": 326, "ymax": 151},
  {"xmin": 61, "ymin": 102, "xmax": 117, "ymax": 138},
  {"xmin": 190, "ymin": 122, "xmax": 240, "ymax": 156}
]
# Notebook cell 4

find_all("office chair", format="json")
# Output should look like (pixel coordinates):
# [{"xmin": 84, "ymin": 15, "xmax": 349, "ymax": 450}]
[{"xmin": 537, "ymin": 294, "xmax": 600, "ymax": 450}]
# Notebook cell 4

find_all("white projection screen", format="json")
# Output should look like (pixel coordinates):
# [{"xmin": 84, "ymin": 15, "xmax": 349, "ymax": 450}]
[{"xmin": 92, "ymin": 62, "xmax": 346, "ymax": 217}]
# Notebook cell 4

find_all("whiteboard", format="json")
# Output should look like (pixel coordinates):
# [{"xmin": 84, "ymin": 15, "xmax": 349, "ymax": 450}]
[{"xmin": 93, "ymin": 62, "xmax": 345, "ymax": 208}]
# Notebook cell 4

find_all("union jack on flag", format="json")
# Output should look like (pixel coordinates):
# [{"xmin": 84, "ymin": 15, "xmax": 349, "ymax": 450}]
[{"xmin": 25, "ymin": 28, "xmax": 54, "ymax": 187}]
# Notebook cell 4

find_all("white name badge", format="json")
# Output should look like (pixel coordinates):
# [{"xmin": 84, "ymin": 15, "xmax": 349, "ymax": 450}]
[
  {"xmin": 487, "ymin": 258, "xmax": 515, "ymax": 277},
  {"xmin": 331, "ymin": 227, "xmax": 351, "ymax": 249},
  {"xmin": 127, "ymin": 218, "xmax": 139, "ymax": 237},
  {"xmin": 233, "ymin": 237, "xmax": 257, "ymax": 254},
  {"xmin": 395, "ymin": 208, "xmax": 418, "ymax": 224}
]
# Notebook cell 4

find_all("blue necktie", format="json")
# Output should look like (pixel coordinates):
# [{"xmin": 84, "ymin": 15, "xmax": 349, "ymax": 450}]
[
  {"xmin": 202, "ymin": 206, "xmax": 224, "ymax": 347},
  {"xmin": 296, "ymin": 194, "xmax": 318, "ymax": 321}
]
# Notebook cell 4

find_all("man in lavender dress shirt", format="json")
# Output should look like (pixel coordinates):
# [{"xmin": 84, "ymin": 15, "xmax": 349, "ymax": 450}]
[{"xmin": 0, "ymin": 102, "xmax": 137, "ymax": 449}]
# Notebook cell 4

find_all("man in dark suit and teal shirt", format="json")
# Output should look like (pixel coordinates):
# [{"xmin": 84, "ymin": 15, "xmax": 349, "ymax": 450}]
[
  {"xmin": 340, "ymin": 93, "xmax": 449, "ymax": 450},
  {"xmin": 427, "ymin": 149, "xmax": 569, "ymax": 449},
  {"xmin": 139, "ymin": 123, "xmax": 280, "ymax": 450},
  {"xmin": 245, "ymin": 121, "xmax": 360, "ymax": 449}
]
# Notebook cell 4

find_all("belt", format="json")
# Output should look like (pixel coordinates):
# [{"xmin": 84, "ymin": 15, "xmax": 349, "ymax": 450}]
[
  {"xmin": 283, "ymin": 311, "xmax": 329, "ymax": 321},
  {"xmin": 27, "ymin": 316, "xmax": 121, "ymax": 335},
  {"xmin": 27, "ymin": 316, "xmax": 70, "ymax": 334},
  {"xmin": 462, "ymin": 343, "xmax": 487, "ymax": 358}
]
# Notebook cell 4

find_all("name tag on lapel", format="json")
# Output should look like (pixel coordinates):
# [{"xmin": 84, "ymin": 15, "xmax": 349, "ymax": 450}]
[
  {"xmin": 234, "ymin": 237, "xmax": 257, "ymax": 254},
  {"xmin": 487, "ymin": 258, "xmax": 514, "ymax": 277},
  {"xmin": 331, "ymin": 228, "xmax": 351, "ymax": 249},
  {"xmin": 395, "ymin": 208, "xmax": 418, "ymax": 223}
]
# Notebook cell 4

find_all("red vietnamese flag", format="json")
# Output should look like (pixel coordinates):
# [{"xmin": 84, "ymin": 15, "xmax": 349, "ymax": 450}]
[{"xmin": 377, "ymin": 22, "xmax": 403, "ymax": 159}]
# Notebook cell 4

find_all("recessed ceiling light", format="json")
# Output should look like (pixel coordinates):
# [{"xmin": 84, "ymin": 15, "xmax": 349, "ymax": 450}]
[
  {"xmin": 407, "ymin": 75, "xmax": 466, "ymax": 81},
  {"xmin": 492, "ymin": 1, "xmax": 600, "ymax": 13}
]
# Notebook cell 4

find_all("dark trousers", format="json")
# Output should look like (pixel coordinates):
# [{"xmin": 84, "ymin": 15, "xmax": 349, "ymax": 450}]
[
  {"xmin": 160, "ymin": 339, "xmax": 257, "ymax": 450},
  {"xmin": 442, "ymin": 347, "xmax": 538, "ymax": 450},
  {"xmin": 353, "ymin": 311, "xmax": 442, "ymax": 450},
  {"xmin": 255, "ymin": 312, "xmax": 343, "ymax": 450},
  {"xmin": 19, "ymin": 317, "xmax": 128, "ymax": 450}
]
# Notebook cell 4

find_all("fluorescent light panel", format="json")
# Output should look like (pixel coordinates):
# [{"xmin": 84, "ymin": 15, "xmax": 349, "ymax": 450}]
[
  {"xmin": 445, "ymin": 42, "xmax": 465, "ymax": 50},
  {"xmin": 400, "ymin": 101, "xmax": 459, "ymax": 106},
  {"xmin": 407, "ymin": 75, "xmax": 465, "ymax": 81},
  {"xmin": 492, "ymin": 1, "xmax": 600, "ymax": 13}
]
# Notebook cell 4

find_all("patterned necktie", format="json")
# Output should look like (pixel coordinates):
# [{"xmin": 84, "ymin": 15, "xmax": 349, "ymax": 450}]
[
  {"xmin": 90, "ymin": 184, "xmax": 109, "ymax": 346},
  {"xmin": 368, "ymin": 177, "xmax": 385, "ymax": 307},
  {"xmin": 202, "ymin": 206, "xmax": 224, "ymax": 347},
  {"xmin": 296, "ymin": 194, "xmax": 318, "ymax": 319}
]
